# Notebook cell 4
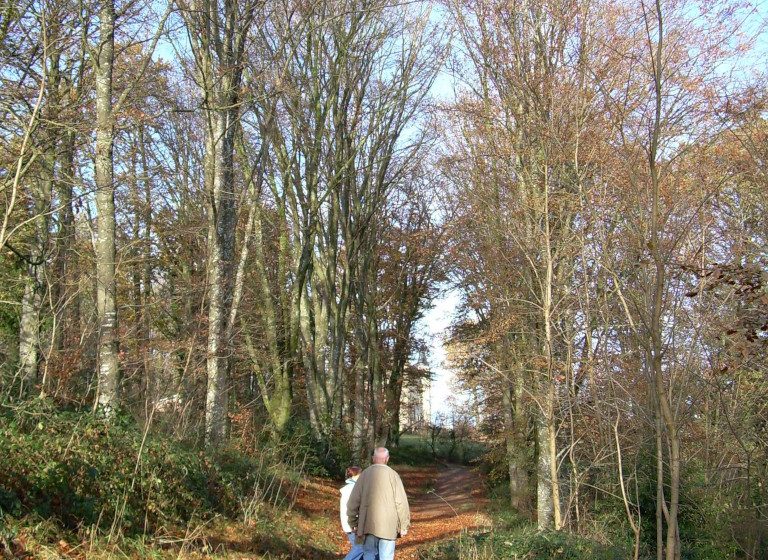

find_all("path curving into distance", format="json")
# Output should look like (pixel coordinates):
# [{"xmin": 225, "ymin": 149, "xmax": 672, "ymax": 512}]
[{"xmin": 337, "ymin": 463, "xmax": 492, "ymax": 560}]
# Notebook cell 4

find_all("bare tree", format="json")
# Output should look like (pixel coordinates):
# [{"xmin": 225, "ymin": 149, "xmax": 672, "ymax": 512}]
[
  {"xmin": 90, "ymin": 0, "xmax": 169, "ymax": 414},
  {"xmin": 177, "ymin": 0, "xmax": 258, "ymax": 446}
]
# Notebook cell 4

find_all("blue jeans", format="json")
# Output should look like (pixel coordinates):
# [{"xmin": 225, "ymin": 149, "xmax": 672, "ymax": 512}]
[
  {"xmin": 362, "ymin": 534, "xmax": 395, "ymax": 560},
  {"xmin": 344, "ymin": 532, "xmax": 365, "ymax": 560}
]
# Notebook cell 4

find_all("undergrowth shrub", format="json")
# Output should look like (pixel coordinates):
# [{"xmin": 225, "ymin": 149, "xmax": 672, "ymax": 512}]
[
  {"xmin": 420, "ymin": 527, "xmax": 628, "ymax": 560},
  {"xmin": 631, "ymin": 446, "xmax": 748, "ymax": 559},
  {"xmin": 389, "ymin": 434, "xmax": 437, "ymax": 466},
  {"xmin": 390, "ymin": 434, "xmax": 487, "ymax": 466},
  {"xmin": 419, "ymin": 466, "xmax": 630, "ymax": 560},
  {"xmin": 466, "ymin": 440, "xmax": 754, "ymax": 560},
  {"xmin": 0, "ymin": 399, "xmax": 300, "ymax": 536}
]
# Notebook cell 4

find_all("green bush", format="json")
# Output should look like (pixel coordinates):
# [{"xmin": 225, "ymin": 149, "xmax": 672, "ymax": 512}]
[
  {"xmin": 492, "ymin": 528, "xmax": 627, "ymax": 560},
  {"xmin": 420, "ymin": 473, "xmax": 628, "ymax": 560},
  {"xmin": 390, "ymin": 434, "xmax": 487, "ymax": 466},
  {"xmin": 420, "ymin": 527, "xmax": 628, "ymax": 560},
  {"xmin": 390, "ymin": 434, "xmax": 438, "ymax": 466},
  {"xmin": 631, "ymin": 445, "xmax": 744, "ymax": 559},
  {"xmin": 0, "ymin": 399, "xmax": 291, "ymax": 535}
]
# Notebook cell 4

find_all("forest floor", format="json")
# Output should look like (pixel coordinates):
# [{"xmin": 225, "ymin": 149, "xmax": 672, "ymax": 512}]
[{"xmin": 195, "ymin": 462, "xmax": 491, "ymax": 559}]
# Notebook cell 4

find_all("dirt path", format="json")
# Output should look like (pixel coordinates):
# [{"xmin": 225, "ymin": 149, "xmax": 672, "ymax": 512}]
[
  {"xmin": 194, "ymin": 463, "xmax": 491, "ymax": 559},
  {"xmin": 344, "ymin": 464, "xmax": 493, "ymax": 560}
]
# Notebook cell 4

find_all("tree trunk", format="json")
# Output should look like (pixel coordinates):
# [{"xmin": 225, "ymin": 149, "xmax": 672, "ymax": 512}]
[
  {"xmin": 94, "ymin": 0, "xmax": 119, "ymax": 413},
  {"xmin": 204, "ymin": 109, "xmax": 237, "ymax": 448},
  {"xmin": 382, "ymin": 312, "xmax": 413, "ymax": 446},
  {"xmin": 656, "ymin": 407, "xmax": 665, "ymax": 560},
  {"xmin": 542, "ymin": 170, "xmax": 562, "ymax": 530},
  {"xmin": 18, "ymin": 207, "xmax": 49, "ymax": 393},
  {"xmin": 53, "ymin": 131, "xmax": 78, "ymax": 353},
  {"xmin": 18, "ymin": 268, "xmax": 43, "ymax": 393},
  {"xmin": 19, "ymin": 40, "xmax": 63, "ymax": 395},
  {"xmin": 536, "ymin": 414, "xmax": 554, "ymax": 530},
  {"xmin": 177, "ymin": 0, "xmax": 255, "ymax": 448},
  {"xmin": 139, "ymin": 125, "xmax": 154, "ymax": 403},
  {"xmin": 245, "ymin": 186, "xmax": 293, "ymax": 438},
  {"xmin": 130, "ymin": 125, "xmax": 154, "ymax": 408},
  {"xmin": 503, "ymin": 358, "xmax": 530, "ymax": 513},
  {"xmin": 352, "ymin": 357, "xmax": 368, "ymax": 462},
  {"xmin": 647, "ymin": 1, "xmax": 681, "ymax": 556}
]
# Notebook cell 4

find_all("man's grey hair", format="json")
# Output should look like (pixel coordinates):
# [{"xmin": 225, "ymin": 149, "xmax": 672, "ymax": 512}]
[{"xmin": 372, "ymin": 446, "xmax": 390, "ymax": 463}]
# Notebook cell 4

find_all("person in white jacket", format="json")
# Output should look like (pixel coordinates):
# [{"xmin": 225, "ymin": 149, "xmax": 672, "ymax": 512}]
[{"xmin": 340, "ymin": 466, "xmax": 366, "ymax": 560}]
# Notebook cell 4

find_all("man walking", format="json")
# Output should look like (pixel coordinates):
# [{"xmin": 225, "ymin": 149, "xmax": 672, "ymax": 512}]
[{"xmin": 347, "ymin": 447, "xmax": 410, "ymax": 560}]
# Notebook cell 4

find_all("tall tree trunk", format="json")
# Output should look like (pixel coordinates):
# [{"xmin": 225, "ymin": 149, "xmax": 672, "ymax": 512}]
[
  {"xmin": 382, "ymin": 308, "xmax": 416, "ymax": 446},
  {"xmin": 656, "ymin": 404, "xmax": 665, "ymax": 560},
  {"xmin": 536, "ymin": 413, "xmax": 554, "ymax": 530},
  {"xmin": 139, "ymin": 124, "xmax": 153, "ymax": 402},
  {"xmin": 177, "ymin": 0, "xmax": 255, "ymax": 448},
  {"xmin": 503, "ymin": 356, "xmax": 529, "ymax": 513},
  {"xmin": 93, "ymin": 0, "xmax": 119, "ymax": 413},
  {"xmin": 19, "ymin": 41, "xmax": 61, "ymax": 394},
  {"xmin": 18, "ymin": 263, "xmax": 43, "ymax": 393},
  {"xmin": 18, "ymin": 197, "xmax": 49, "ymax": 392},
  {"xmin": 647, "ymin": 2, "xmax": 680, "ymax": 556},
  {"xmin": 205, "ymin": 108, "xmax": 237, "ymax": 447},
  {"xmin": 541, "ymin": 168, "xmax": 562, "ymax": 530},
  {"xmin": 130, "ymin": 125, "xmax": 154, "ymax": 408},
  {"xmin": 352, "ymin": 357, "xmax": 368, "ymax": 462},
  {"xmin": 243, "ymin": 173, "xmax": 293, "ymax": 438},
  {"xmin": 53, "ymin": 130, "xmax": 78, "ymax": 353}
]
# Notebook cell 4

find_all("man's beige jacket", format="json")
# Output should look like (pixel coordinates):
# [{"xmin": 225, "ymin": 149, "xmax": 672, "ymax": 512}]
[{"xmin": 347, "ymin": 463, "xmax": 410, "ymax": 540}]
